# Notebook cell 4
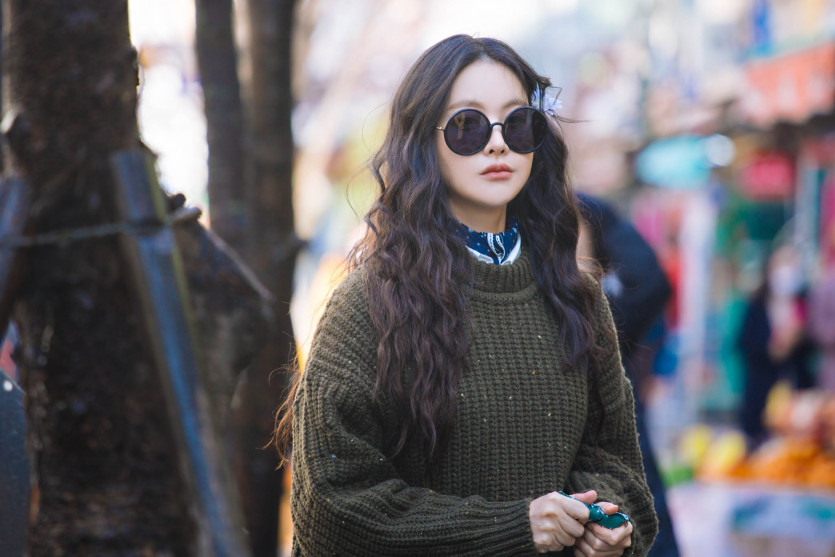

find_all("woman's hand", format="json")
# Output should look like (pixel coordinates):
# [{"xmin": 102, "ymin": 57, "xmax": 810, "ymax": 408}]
[
  {"xmin": 529, "ymin": 490, "xmax": 596, "ymax": 553},
  {"xmin": 573, "ymin": 501, "xmax": 633, "ymax": 557}
]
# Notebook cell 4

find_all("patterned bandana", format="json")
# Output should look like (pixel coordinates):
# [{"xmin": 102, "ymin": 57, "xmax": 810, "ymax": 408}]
[{"xmin": 455, "ymin": 216, "xmax": 520, "ymax": 265}]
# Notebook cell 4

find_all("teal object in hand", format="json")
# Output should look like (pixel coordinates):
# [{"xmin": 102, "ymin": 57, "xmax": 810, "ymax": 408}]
[{"xmin": 558, "ymin": 492, "xmax": 630, "ymax": 529}]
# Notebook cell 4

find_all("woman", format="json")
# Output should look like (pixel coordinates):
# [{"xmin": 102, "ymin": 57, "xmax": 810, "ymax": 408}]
[
  {"xmin": 738, "ymin": 245, "xmax": 813, "ymax": 447},
  {"xmin": 277, "ymin": 35, "xmax": 657, "ymax": 556}
]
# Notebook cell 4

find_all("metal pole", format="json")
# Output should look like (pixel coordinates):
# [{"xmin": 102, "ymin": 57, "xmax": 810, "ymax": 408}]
[{"xmin": 110, "ymin": 150, "xmax": 248, "ymax": 557}]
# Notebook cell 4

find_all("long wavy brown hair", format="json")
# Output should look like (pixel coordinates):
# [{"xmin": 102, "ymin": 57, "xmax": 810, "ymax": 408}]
[{"xmin": 275, "ymin": 35, "xmax": 601, "ymax": 464}]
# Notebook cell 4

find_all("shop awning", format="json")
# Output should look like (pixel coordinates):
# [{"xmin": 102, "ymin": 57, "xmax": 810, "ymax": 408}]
[{"xmin": 742, "ymin": 41, "xmax": 835, "ymax": 127}]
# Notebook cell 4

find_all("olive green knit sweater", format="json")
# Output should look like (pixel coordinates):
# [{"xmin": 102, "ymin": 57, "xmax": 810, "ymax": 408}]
[{"xmin": 291, "ymin": 250, "xmax": 658, "ymax": 556}]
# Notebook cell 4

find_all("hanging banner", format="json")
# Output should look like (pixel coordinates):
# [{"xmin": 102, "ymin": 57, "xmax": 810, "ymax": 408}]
[{"xmin": 742, "ymin": 41, "xmax": 835, "ymax": 127}]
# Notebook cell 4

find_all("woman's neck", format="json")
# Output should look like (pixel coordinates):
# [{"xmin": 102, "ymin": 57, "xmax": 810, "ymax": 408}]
[{"xmin": 453, "ymin": 206, "xmax": 507, "ymax": 234}]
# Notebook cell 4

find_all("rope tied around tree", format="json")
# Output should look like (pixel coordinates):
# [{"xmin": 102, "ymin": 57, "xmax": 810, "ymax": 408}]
[{"xmin": 0, "ymin": 206, "xmax": 202, "ymax": 250}]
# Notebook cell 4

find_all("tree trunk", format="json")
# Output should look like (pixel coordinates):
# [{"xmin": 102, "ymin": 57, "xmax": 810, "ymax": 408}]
[
  {"xmin": 3, "ymin": 1, "xmax": 197, "ymax": 554},
  {"xmin": 3, "ymin": 1, "xmax": 275, "ymax": 554},
  {"xmin": 195, "ymin": 0, "xmax": 247, "ymax": 254},
  {"xmin": 193, "ymin": 0, "xmax": 297, "ymax": 552},
  {"xmin": 233, "ymin": 1, "xmax": 298, "ymax": 555}
]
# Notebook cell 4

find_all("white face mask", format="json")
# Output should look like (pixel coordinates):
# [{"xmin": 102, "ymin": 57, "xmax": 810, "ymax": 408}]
[{"xmin": 769, "ymin": 264, "xmax": 803, "ymax": 297}]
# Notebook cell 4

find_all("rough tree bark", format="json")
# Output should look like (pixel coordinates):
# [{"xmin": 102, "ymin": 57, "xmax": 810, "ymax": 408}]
[
  {"xmin": 3, "ymin": 1, "xmax": 197, "ymax": 554},
  {"xmin": 195, "ymin": 0, "xmax": 247, "ymax": 254},
  {"xmin": 3, "ymin": 1, "xmax": 270, "ymax": 554}
]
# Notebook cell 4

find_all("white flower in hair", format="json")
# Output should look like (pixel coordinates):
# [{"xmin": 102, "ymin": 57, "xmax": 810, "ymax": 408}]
[{"xmin": 530, "ymin": 86, "xmax": 563, "ymax": 116}]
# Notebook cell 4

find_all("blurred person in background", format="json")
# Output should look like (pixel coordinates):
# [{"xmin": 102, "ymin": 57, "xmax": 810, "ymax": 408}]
[
  {"xmin": 810, "ymin": 222, "xmax": 835, "ymax": 391},
  {"xmin": 737, "ymin": 245, "xmax": 815, "ymax": 448},
  {"xmin": 576, "ymin": 193, "xmax": 680, "ymax": 557},
  {"xmin": 275, "ymin": 35, "xmax": 657, "ymax": 556}
]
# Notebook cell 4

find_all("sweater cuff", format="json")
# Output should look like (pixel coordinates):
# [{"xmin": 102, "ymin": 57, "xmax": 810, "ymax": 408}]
[
  {"xmin": 567, "ymin": 470, "xmax": 656, "ymax": 557},
  {"xmin": 463, "ymin": 497, "xmax": 535, "ymax": 555}
]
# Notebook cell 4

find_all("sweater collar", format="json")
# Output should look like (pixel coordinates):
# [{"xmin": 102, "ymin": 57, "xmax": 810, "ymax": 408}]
[{"xmin": 470, "ymin": 245, "xmax": 535, "ymax": 294}]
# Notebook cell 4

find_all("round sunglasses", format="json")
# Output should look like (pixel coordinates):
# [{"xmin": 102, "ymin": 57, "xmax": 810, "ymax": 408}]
[{"xmin": 435, "ymin": 106, "xmax": 548, "ymax": 156}]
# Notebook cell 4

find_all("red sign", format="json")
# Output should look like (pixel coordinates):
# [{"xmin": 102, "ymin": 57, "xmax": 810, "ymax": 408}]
[
  {"xmin": 743, "ymin": 42, "xmax": 835, "ymax": 127},
  {"xmin": 739, "ymin": 152, "xmax": 795, "ymax": 200}
]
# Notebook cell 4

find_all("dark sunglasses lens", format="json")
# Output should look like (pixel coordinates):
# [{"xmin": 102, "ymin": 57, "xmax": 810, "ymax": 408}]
[
  {"xmin": 504, "ymin": 108, "xmax": 547, "ymax": 153},
  {"xmin": 444, "ymin": 109, "xmax": 490, "ymax": 155}
]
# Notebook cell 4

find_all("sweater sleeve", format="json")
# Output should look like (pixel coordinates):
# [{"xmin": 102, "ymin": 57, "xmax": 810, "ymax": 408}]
[
  {"xmin": 565, "ymin": 279, "xmax": 659, "ymax": 557},
  {"xmin": 290, "ymin": 272, "xmax": 536, "ymax": 556}
]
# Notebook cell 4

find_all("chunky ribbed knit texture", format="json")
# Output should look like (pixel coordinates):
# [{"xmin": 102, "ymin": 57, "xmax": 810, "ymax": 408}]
[{"xmin": 291, "ymin": 250, "xmax": 658, "ymax": 556}]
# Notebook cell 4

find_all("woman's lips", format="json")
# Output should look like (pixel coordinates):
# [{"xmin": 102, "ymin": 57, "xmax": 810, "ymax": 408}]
[{"xmin": 481, "ymin": 164, "xmax": 512, "ymax": 179}]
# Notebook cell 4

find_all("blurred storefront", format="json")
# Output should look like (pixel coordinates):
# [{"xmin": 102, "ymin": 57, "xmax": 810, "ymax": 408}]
[
  {"xmin": 616, "ymin": 0, "xmax": 835, "ymax": 407},
  {"xmin": 619, "ymin": 1, "xmax": 835, "ymax": 555}
]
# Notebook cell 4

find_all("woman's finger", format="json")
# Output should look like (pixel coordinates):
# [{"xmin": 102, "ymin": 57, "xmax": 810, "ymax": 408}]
[
  {"xmin": 595, "ymin": 501, "xmax": 619, "ymax": 514},
  {"xmin": 556, "ymin": 493, "xmax": 593, "ymax": 523},
  {"xmin": 573, "ymin": 544, "xmax": 589, "ymax": 557},
  {"xmin": 555, "ymin": 530, "xmax": 576, "ymax": 549},
  {"xmin": 585, "ymin": 523, "xmax": 618, "ymax": 546},
  {"xmin": 558, "ymin": 512, "xmax": 586, "ymax": 539},
  {"xmin": 585, "ymin": 521, "xmax": 633, "ymax": 550},
  {"xmin": 574, "ymin": 535, "xmax": 622, "ymax": 557},
  {"xmin": 570, "ymin": 490, "xmax": 598, "ymax": 504}
]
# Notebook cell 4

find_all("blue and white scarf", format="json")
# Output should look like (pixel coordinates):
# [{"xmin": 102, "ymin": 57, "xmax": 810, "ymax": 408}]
[{"xmin": 456, "ymin": 216, "xmax": 521, "ymax": 265}]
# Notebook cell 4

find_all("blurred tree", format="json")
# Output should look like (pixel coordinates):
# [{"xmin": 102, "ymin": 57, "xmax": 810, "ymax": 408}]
[
  {"xmin": 195, "ymin": 1, "xmax": 298, "ymax": 555},
  {"xmin": 3, "ymin": 0, "xmax": 272, "ymax": 554},
  {"xmin": 3, "ymin": 1, "xmax": 196, "ymax": 554},
  {"xmin": 235, "ymin": 1, "xmax": 299, "ymax": 555},
  {"xmin": 195, "ymin": 0, "xmax": 247, "ymax": 253}
]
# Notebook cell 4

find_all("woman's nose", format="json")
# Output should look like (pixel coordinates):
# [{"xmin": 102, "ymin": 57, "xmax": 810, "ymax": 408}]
[{"xmin": 484, "ymin": 123, "xmax": 508, "ymax": 155}]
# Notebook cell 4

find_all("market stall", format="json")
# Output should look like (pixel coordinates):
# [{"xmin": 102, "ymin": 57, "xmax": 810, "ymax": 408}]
[{"xmin": 666, "ymin": 386, "xmax": 835, "ymax": 556}]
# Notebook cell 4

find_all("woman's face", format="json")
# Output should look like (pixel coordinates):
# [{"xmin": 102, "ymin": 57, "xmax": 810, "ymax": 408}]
[{"xmin": 435, "ymin": 60, "xmax": 534, "ymax": 233}]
